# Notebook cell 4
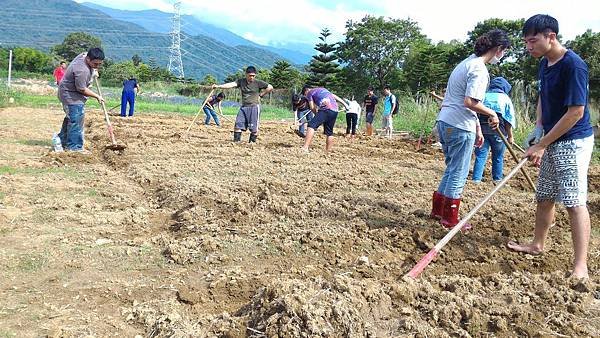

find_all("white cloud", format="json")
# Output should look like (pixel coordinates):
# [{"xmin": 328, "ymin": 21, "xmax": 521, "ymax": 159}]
[
  {"xmin": 242, "ymin": 32, "xmax": 270, "ymax": 46},
  {"xmin": 377, "ymin": 0, "xmax": 600, "ymax": 42},
  {"xmin": 181, "ymin": 0, "xmax": 369, "ymax": 46},
  {"xmin": 79, "ymin": 0, "xmax": 600, "ymax": 47}
]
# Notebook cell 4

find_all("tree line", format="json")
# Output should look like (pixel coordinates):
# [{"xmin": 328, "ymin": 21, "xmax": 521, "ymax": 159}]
[{"xmin": 1, "ymin": 17, "xmax": 599, "ymax": 107}]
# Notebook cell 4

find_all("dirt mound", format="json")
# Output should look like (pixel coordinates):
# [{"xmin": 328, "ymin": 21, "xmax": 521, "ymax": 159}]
[
  {"xmin": 239, "ymin": 276, "xmax": 395, "ymax": 337},
  {"xmin": 2, "ymin": 107, "xmax": 599, "ymax": 337}
]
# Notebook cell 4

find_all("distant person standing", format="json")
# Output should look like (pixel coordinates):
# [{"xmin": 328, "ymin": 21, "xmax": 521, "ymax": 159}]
[
  {"xmin": 213, "ymin": 66, "xmax": 273, "ymax": 142},
  {"xmin": 345, "ymin": 98, "xmax": 361, "ymax": 139},
  {"xmin": 121, "ymin": 76, "xmax": 140, "ymax": 117},
  {"xmin": 57, "ymin": 48, "xmax": 105, "ymax": 153},
  {"xmin": 203, "ymin": 92, "xmax": 224, "ymax": 126},
  {"xmin": 363, "ymin": 86, "xmax": 378, "ymax": 136},
  {"xmin": 300, "ymin": 85, "xmax": 349, "ymax": 152},
  {"xmin": 382, "ymin": 85, "xmax": 397, "ymax": 138},
  {"xmin": 53, "ymin": 61, "xmax": 67, "ymax": 85}
]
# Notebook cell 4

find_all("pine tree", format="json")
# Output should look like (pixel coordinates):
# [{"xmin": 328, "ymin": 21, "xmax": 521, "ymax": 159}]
[{"xmin": 307, "ymin": 28, "xmax": 340, "ymax": 89}]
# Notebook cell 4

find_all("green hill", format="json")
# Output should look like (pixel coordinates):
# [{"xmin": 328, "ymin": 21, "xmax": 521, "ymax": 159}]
[{"xmin": 0, "ymin": 0, "xmax": 289, "ymax": 80}]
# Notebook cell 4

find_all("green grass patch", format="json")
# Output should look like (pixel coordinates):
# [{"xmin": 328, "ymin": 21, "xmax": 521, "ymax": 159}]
[
  {"xmin": 16, "ymin": 253, "xmax": 49, "ymax": 272},
  {"xmin": 16, "ymin": 139, "xmax": 52, "ymax": 147},
  {"xmin": 0, "ymin": 166, "xmax": 83, "ymax": 178},
  {"xmin": 0, "ymin": 330, "xmax": 17, "ymax": 338}
]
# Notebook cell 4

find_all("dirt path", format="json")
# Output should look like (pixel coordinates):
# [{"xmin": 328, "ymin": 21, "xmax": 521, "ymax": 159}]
[{"xmin": 0, "ymin": 107, "xmax": 599, "ymax": 337}]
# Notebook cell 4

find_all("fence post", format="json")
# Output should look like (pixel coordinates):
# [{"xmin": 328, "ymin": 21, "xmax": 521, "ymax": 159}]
[{"xmin": 8, "ymin": 49, "xmax": 13, "ymax": 88}]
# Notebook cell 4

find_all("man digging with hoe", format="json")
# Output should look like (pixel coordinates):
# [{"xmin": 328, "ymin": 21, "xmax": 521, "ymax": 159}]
[{"xmin": 507, "ymin": 15, "xmax": 594, "ymax": 280}]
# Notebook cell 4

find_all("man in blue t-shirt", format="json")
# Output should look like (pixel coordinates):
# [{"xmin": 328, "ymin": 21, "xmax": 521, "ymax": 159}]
[
  {"xmin": 508, "ymin": 15, "xmax": 594, "ymax": 279},
  {"xmin": 121, "ymin": 77, "xmax": 140, "ymax": 117},
  {"xmin": 300, "ymin": 85, "xmax": 349, "ymax": 152}
]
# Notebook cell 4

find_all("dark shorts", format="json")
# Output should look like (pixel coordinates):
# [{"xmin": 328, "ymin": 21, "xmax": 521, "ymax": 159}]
[
  {"xmin": 366, "ymin": 112, "xmax": 375, "ymax": 124},
  {"xmin": 235, "ymin": 105, "xmax": 260, "ymax": 133},
  {"xmin": 308, "ymin": 109, "xmax": 338, "ymax": 136}
]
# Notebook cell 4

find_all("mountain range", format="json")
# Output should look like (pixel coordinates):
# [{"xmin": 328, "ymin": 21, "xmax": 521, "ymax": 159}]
[
  {"xmin": 0, "ymin": 0, "xmax": 313, "ymax": 80},
  {"xmin": 81, "ymin": 2, "xmax": 313, "ymax": 65}
]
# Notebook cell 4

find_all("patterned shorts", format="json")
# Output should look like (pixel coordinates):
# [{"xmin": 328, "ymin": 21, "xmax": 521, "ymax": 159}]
[{"xmin": 536, "ymin": 136, "xmax": 594, "ymax": 207}]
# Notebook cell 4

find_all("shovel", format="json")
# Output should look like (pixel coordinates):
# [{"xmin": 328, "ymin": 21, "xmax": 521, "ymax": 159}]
[{"xmin": 93, "ymin": 75, "xmax": 127, "ymax": 151}]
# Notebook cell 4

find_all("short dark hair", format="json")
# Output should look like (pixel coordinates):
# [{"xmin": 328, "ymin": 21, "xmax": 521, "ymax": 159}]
[
  {"xmin": 522, "ymin": 14, "xmax": 559, "ymax": 37},
  {"xmin": 301, "ymin": 85, "xmax": 311, "ymax": 95},
  {"xmin": 245, "ymin": 66, "xmax": 257, "ymax": 74},
  {"xmin": 216, "ymin": 92, "xmax": 225, "ymax": 99},
  {"xmin": 474, "ymin": 29, "xmax": 511, "ymax": 56},
  {"xmin": 383, "ymin": 85, "xmax": 391, "ymax": 90},
  {"xmin": 367, "ymin": 85, "xmax": 374, "ymax": 91},
  {"xmin": 292, "ymin": 93, "xmax": 301, "ymax": 103},
  {"xmin": 87, "ymin": 47, "xmax": 105, "ymax": 61},
  {"xmin": 60, "ymin": 61, "xmax": 66, "ymax": 65}
]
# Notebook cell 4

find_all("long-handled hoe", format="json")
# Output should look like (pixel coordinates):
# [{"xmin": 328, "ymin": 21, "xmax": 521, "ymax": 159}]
[
  {"xmin": 184, "ymin": 89, "xmax": 215, "ymax": 137},
  {"xmin": 494, "ymin": 128, "xmax": 536, "ymax": 192},
  {"xmin": 289, "ymin": 110, "xmax": 314, "ymax": 138},
  {"xmin": 205, "ymin": 102, "xmax": 233, "ymax": 124},
  {"xmin": 416, "ymin": 105, "xmax": 431, "ymax": 151},
  {"xmin": 93, "ymin": 75, "xmax": 127, "ymax": 151},
  {"xmin": 405, "ymin": 157, "xmax": 529, "ymax": 278}
]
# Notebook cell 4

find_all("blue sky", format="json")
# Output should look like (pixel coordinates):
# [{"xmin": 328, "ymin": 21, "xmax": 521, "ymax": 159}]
[{"xmin": 77, "ymin": 0, "xmax": 600, "ymax": 49}]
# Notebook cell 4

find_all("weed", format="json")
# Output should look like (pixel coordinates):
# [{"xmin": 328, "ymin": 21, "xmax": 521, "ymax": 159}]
[{"xmin": 16, "ymin": 253, "xmax": 48, "ymax": 272}]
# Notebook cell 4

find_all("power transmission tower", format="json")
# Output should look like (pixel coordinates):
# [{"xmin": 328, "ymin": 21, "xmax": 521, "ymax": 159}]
[{"xmin": 168, "ymin": 1, "xmax": 184, "ymax": 79}]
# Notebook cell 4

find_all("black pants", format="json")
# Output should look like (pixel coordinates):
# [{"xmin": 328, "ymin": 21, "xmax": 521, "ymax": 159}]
[{"xmin": 346, "ymin": 113, "xmax": 358, "ymax": 135}]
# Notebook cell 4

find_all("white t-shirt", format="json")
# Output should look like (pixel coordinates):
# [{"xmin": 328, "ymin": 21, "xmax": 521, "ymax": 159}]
[
  {"xmin": 346, "ymin": 100, "xmax": 361, "ymax": 115},
  {"xmin": 437, "ymin": 54, "xmax": 489, "ymax": 133}
]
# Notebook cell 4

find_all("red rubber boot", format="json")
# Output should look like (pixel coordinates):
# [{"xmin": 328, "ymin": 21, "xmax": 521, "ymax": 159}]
[
  {"xmin": 430, "ymin": 191, "xmax": 444, "ymax": 219},
  {"xmin": 440, "ymin": 197, "xmax": 472, "ymax": 231}
]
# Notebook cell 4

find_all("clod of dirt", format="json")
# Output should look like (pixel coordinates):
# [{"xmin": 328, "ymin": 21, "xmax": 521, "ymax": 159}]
[{"xmin": 238, "ymin": 276, "xmax": 396, "ymax": 337}]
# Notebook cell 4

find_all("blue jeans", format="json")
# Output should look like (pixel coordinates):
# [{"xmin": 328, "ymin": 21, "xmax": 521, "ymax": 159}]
[
  {"xmin": 436, "ymin": 120, "xmax": 475, "ymax": 199},
  {"xmin": 58, "ymin": 104, "xmax": 85, "ymax": 151},
  {"xmin": 203, "ymin": 107, "xmax": 220, "ymax": 125},
  {"xmin": 297, "ymin": 109, "xmax": 313, "ymax": 135},
  {"xmin": 121, "ymin": 90, "xmax": 136, "ymax": 117},
  {"xmin": 472, "ymin": 133, "xmax": 506, "ymax": 182}
]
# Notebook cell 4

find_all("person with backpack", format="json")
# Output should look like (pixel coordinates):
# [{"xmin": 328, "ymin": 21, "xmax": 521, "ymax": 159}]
[
  {"xmin": 203, "ymin": 92, "xmax": 225, "ymax": 126},
  {"xmin": 382, "ymin": 85, "xmax": 397, "ymax": 138}
]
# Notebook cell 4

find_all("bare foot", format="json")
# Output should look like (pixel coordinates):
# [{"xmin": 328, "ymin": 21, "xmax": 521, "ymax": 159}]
[
  {"xmin": 570, "ymin": 267, "xmax": 589, "ymax": 280},
  {"xmin": 506, "ymin": 240, "xmax": 543, "ymax": 255}
]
